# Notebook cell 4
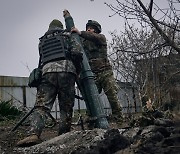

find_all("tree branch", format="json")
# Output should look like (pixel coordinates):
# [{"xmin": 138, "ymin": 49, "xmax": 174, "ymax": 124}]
[{"xmin": 137, "ymin": 0, "xmax": 180, "ymax": 54}]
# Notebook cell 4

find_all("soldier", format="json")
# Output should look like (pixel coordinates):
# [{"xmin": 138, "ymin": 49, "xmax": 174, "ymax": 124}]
[
  {"xmin": 71, "ymin": 20, "xmax": 123, "ymax": 122},
  {"xmin": 17, "ymin": 19, "xmax": 83, "ymax": 147}
]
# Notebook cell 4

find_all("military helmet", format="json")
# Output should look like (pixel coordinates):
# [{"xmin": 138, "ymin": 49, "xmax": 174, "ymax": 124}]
[
  {"xmin": 49, "ymin": 19, "xmax": 63, "ymax": 29},
  {"xmin": 86, "ymin": 20, "xmax": 101, "ymax": 33}
]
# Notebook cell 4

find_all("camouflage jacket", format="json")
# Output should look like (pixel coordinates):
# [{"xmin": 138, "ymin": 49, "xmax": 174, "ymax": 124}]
[{"xmin": 80, "ymin": 31, "xmax": 112, "ymax": 73}]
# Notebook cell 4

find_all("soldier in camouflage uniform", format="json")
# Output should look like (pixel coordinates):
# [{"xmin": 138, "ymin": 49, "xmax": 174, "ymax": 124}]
[
  {"xmin": 17, "ymin": 19, "xmax": 83, "ymax": 147},
  {"xmin": 71, "ymin": 20, "xmax": 123, "ymax": 122}
]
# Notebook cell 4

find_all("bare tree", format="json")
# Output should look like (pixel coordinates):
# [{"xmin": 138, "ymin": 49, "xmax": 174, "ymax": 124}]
[
  {"xmin": 106, "ymin": 0, "xmax": 180, "ymax": 109},
  {"xmin": 105, "ymin": 0, "xmax": 180, "ymax": 54}
]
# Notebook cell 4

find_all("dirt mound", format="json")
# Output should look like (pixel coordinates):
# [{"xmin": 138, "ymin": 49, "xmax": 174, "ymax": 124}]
[{"xmin": 0, "ymin": 114, "xmax": 179, "ymax": 154}]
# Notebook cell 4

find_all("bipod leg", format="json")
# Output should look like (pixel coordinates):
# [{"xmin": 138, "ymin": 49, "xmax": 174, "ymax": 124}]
[
  {"xmin": 72, "ymin": 90, "xmax": 85, "ymax": 130},
  {"xmin": 79, "ymin": 114, "xmax": 85, "ymax": 130},
  {"xmin": 10, "ymin": 107, "xmax": 35, "ymax": 132},
  {"xmin": 77, "ymin": 89, "xmax": 85, "ymax": 131},
  {"xmin": 76, "ymin": 114, "xmax": 84, "ymax": 130}
]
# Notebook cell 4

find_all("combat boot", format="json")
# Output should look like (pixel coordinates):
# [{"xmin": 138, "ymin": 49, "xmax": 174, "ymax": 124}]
[
  {"xmin": 58, "ymin": 116, "xmax": 72, "ymax": 135},
  {"xmin": 16, "ymin": 134, "xmax": 42, "ymax": 147},
  {"xmin": 58, "ymin": 123, "xmax": 71, "ymax": 135}
]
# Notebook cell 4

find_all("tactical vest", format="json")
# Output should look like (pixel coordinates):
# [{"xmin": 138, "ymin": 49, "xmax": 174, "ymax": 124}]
[{"xmin": 39, "ymin": 29, "xmax": 69, "ymax": 65}]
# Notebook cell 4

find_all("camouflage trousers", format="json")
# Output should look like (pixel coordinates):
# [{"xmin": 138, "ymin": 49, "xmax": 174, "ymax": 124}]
[
  {"xmin": 29, "ymin": 72, "xmax": 76, "ymax": 137},
  {"xmin": 94, "ymin": 69, "xmax": 122, "ymax": 116}
]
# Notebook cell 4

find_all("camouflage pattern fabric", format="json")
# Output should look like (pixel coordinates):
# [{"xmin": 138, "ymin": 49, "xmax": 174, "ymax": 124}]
[
  {"xmin": 80, "ymin": 31, "xmax": 111, "ymax": 73},
  {"xmin": 29, "ymin": 72, "xmax": 76, "ymax": 136},
  {"xmin": 42, "ymin": 60, "xmax": 76, "ymax": 75},
  {"xmin": 94, "ymin": 70, "xmax": 122, "ymax": 115},
  {"xmin": 80, "ymin": 30, "xmax": 122, "ymax": 118},
  {"xmin": 18, "ymin": 20, "xmax": 82, "ymax": 146},
  {"xmin": 69, "ymin": 36, "xmax": 83, "ymax": 75}
]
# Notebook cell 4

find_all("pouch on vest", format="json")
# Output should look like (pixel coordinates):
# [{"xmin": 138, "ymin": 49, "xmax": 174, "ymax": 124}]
[{"xmin": 28, "ymin": 68, "xmax": 42, "ymax": 87}]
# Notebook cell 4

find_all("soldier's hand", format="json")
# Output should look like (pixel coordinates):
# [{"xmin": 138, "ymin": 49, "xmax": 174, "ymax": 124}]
[
  {"xmin": 71, "ymin": 27, "xmax": 81, "ymax": 35},
  {"xmin": 63, "ymin": 9, "xmax": 70, "ymax": 17}
]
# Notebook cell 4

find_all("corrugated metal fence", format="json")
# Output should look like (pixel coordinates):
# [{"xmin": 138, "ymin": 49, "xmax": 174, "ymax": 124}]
[{"xmin": 0, "ymin": 76, "xmax": 141, "ymax": 118}]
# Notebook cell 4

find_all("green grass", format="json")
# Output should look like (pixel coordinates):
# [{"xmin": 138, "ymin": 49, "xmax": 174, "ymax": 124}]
[
  {"xmin": 0, "ymin": 100, "xmax": 22, "ymax": 120},
  {"xmin": 72, "ymin": 109, "xmax": 88, "ymax": 122}
]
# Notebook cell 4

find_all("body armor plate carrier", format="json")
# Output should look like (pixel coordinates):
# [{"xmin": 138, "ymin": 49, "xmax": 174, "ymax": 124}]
[{"xmin": 39, "ymin": 29, "xmax": 69, "ymax": 65}]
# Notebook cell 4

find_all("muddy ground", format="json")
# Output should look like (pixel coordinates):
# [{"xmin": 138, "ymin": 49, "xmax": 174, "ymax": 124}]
[
  {"xmin": 0, "ymin": 114, "xmax": 120, "ymax": 154},
  {"xmin": 0, "ymin": 113, "xmax": 180, "ymax": 154}
]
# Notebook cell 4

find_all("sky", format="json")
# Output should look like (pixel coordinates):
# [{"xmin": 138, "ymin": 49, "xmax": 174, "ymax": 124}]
[
  {"xmin": 0, "ymin": 0, "xmax": 169, "ymax": 77},
  {"xmin": 0, "ymin": 0, "xmax": 123, "ymax": 77}
]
